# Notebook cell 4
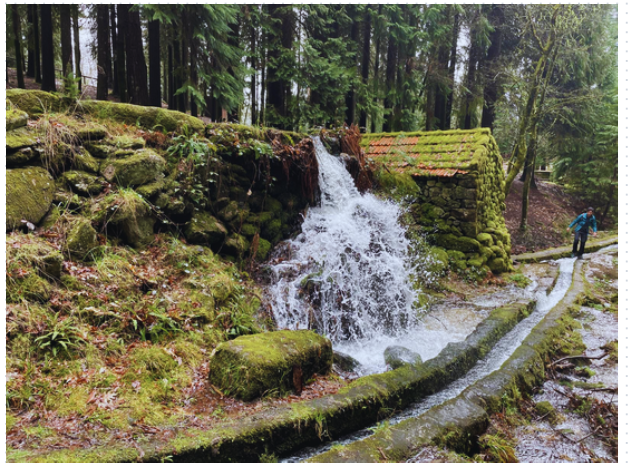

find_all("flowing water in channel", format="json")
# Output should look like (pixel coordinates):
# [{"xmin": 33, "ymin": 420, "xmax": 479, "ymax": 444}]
[
  {"xmin": 281, "ymin": 257, "xmax": 577, "ymax": 462},
  {"xmin": 266, "ymin": 137, "xmax": 422, "ymax": 374}
]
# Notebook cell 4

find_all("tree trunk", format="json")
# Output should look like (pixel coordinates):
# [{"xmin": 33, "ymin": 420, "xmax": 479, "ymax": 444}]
[
  {"xmin": 148, "ymin": 19, "xmax": 161, "ymax": 108},
  {"xmin": 505, "ymin": 7, "xmax": 559, "ymax": 195},
  {"xmin": 371, "ymin": 5, "xmax": 383, "ymax": 133},
  {"xmin": 27, "ymin": 5, "xmax": 35, "ymax": 78},
  {"xmin": 167, "ymin": 39, "xmax": 175, "ymax": 109},
  {"xmin": 12, "ymin": 5, "xmax": 25, "ymax": 89},
  {"xmin": 96, "ymin": 5, "xmax": 110, "ymax": 100},
  {"xmin": 110, "ymin": 6, "xmax": 118, "ymax": 94},
  {"xmin": 266, "ymin": 5, "xmax": 294, "ymax": 129},
  {"xmin": 345, "ymin": 6, "xmax": 360, "ymax": 125},
  {"xmin": 180, "ymin": 10, "xmax": 189, "ymax": 114},
  {"xmin": 59, "ymin": 5, "xmax": 73, "ymax": 78},
  {"xmin": 383, "ymin": 33, "xmax": 398, "ymax": 132},
  {"xmin": 72, "ymin": 5, "xmax": 82, "ymax": 90},
  {"xmin": 480, "ymin": 5, "xmax": 505, "ymax": 130},
  {"xmin": 461, "ymin": 32, "xmax": 480, "ymax": 129},
  {"xmin": 40, "ymin": 5, "xmax": 56, "ymax": 92},
  {"xmin": 115, "ymin": 5, "xmax": 127, "ymax": 102},
  {"xmin": 190, "ymin": 37, "xmax": 198, "ymax": 117},
  {"xmin": 359, "ymin": 5, "xmax": 372, "ymax": 130},
  {"xmin": 250, "ymin": 19, "xmax": 257, "ymax": 125},
  {"xmin": 34, "ymin": 5, "xmax": 41, "ymax": 83},
  {"xmin": 172, "ymin": 37, "xmax": 182, "ymax": 111},
  {"xmin": 519, "ymin": 123, "xmax": 538, "ymax": 232},
  {"xmin": 444, "ymin": 11, "xmax": 459, "ymax": 130},
  {"xmin": 124, "ymin": 6, "xmax": 149, "ymax": 106}
]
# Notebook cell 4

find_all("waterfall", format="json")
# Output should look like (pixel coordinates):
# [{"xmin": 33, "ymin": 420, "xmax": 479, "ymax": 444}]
[{"xmin": 266, "ymin": 137, "xmax": 420, "ymax": 374}]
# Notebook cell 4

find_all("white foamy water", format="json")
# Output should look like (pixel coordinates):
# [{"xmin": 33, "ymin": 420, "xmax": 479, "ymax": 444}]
[{"xmin": 266, "ymin": 138, "xmax": 421, "ymax": 374}]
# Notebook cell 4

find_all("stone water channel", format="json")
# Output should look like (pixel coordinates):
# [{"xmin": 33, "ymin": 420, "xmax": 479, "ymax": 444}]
[{"xmin": 281, "ymin": 256, "xmax": 577, "ymax": 462}]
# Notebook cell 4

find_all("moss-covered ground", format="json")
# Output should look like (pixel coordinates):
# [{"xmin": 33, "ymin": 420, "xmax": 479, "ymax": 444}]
[{"xmin": 6, "ymin": 230, "xmax": 348, "ymax": 460}]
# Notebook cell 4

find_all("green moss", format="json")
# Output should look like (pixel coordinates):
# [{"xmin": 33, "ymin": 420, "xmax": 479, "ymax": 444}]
[
  {"xmin": 100, "ymin": 149, "xmax": 166, "ymax": 187},
  {"xmin": 373, "ymin": 167, "xmax": 420, "ymax": 200},
  {"xmin": 209, "ymin": 330, "xmax": 333, "ymax": 401},
  {"xmin": 223, "ymin": 233, "xmax": 250, "ymax": 258},
  {"xmin": 262, "ymin": 219, "xmax": 282, "ymax": 243},
  {"xmin": 6, "ymin": 167, "xmax": 55, "ymax": 231},
  {"xmin": 6, "ymin": 106, "xmax": 29, "ymax": 131},
  {"xmin": 256, "ymin": 238, "xmax": 272, "ymax": 261},
  {"xmin": 435, "ymin": 234, "xmax": 480, "ymax": 253},
  {"xmin": 185, "ymin": 211, "xmax": 228, "ymax": 249},
  {"xmin": 90, "ymin": 190, "xmax": 156, "ymax": 248},
  {"xmin": 64, "ymin": 217, "xmax": 99, "ymax": 261},
  {"xmin": 6, "ymin": 127, "xmax": 39, "ymax": 151},
  {"xmin": 59, "ymin": 171, "xmax": 104, "ymax": 196},
  {"xmin": 6, "ymin": 89, "xmax": 61, "ymax": 116},
  {"xmin": 135, "ymin": 180, "xmax": 166, "ymax": 199},
  {"xmin": 78, "ymin": 100, "xmax": 205, "ymax": 133}
]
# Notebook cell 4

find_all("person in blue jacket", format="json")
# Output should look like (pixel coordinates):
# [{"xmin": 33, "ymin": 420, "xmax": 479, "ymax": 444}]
[{"xmin": 566, "ymin": 207, "xmax": 597, "ymax": 258}]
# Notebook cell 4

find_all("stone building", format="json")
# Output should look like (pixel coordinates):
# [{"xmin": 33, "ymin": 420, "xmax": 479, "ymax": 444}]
[{"xmin": 362, "ymin": 128, "xmax": 513, "ymax": 274}]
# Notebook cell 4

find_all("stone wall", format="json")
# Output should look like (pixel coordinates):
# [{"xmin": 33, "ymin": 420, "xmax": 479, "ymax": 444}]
[{"xmin": 5, "ymin": 90, "xmax": 316, "ymax": 264}]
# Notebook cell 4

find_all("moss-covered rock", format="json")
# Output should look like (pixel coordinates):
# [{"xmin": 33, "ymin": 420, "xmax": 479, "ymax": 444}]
[
  {"xmin": 6, "ymin": 89, "xmax": 61, "ymax": 116},
  {"xmin": 64, "ymin": 217, "xmax": 99, "ymax": 261},
  {"xmin": 262, "ymin": 218, "xmax": 282, "ymax": 243},
  {"xmin": 434, "ymin": 234, "xmax": 481, "ymax": 253},
  {"xmin": 185, "ymin": 212, "xmax": 227, "ymax": 250},
  {"xmin": 6, "ymin": 167, "xmax": 55, "ymax": 231},
  {"xmin": 75, "ymin": 124, "xmax": 107, "ymax": 143},
  {"xmin": 223, "ymin": 233, "xmax": 250, "ymax": 258},
  {"xmin": 73, "ymin": 147, "xmax": 100, "ymax": 174},
  {"xmin": 6, "ymin": 106, "xmax": 29, "ymax": 131},
  {"xmin": 256, "ymin": 238, "xmax": 272, "ymax": 261},
  {"xmin": 427, "ymin": 246, "xmax": 449, "ymax": 275},
  {"xmin": 209, "ymin": 330, "xmax": 333, "ymax": 401},
  {"xmin": 135, "ymin": 180, "xmax": 166, "ymax": 199},
  {"xmin": 59, "ymin": 171, "xmax": 104, "ymax": 196},
  {"xmin": 90, "ymin": 191, "xmax": 156, "ymax": 248},
  {"xmin": 100, "ymin": 149, "xmax": 166, "ymax": 187},
  {"xmin": 77, "ymin": 100, "xmax": 205, "ymax": 133},
  {"xmin": 6, "ymin": 147, "xmax": 40, "ymax": 168},
  {"xmin": 487, "ymin": 258, "xmax": 507, "ymax": 274},
  {"xmin": 6, "ymin": 127, "xmax": 38, "ymax": 151},
  {"xmin": 384, "ymin": 345, "xmax": 423, "ymax": 369}
]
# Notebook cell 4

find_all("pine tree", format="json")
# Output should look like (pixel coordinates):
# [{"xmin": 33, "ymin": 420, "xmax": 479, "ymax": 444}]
[
  {"xmin": 72, "ymin": 5, "xmax": 82, "ymax": 90},
  {"xmin": 11, "ymin": 4, "xmax": 25, "ymax": 89},
  {"xmin": 123, "ymin": 6, "xmax": 149, "ymax": 105},
  {"xmin": 60, "ymin": 5, "xmax": 73, "ymax": 77},
  {"xmin": 96, "ymin": 5, "xmax": 109, "ymax": 100},
  {"xmin": 40, "ymin": 5, "xmax": 56, "ymax": 92}
]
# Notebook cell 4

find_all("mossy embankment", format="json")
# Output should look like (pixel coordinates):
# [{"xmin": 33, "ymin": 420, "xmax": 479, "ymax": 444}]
[
  {"xmin": 309, "ymin": 261, "xmax": 586, "ymax": 463},
  {"xmin": 5, "ymin": 91, "xmax": 321, "ymax": 460}
]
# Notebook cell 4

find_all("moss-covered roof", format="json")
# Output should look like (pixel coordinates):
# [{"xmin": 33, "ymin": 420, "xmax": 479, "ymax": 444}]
[{"xmin": 361, "ymin": 128, "xmax": 495, "ymax": 177}]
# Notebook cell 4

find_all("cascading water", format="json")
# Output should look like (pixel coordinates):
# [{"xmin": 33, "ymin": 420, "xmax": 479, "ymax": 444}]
[{"xmin": 266, "ymin": 137, "xmax": 420, "ymax": 374}]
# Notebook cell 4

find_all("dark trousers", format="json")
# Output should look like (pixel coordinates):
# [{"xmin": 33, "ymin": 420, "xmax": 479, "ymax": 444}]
[{"xmin": 572, "ymin": 230, "xmax": 588, "ymax": 256}]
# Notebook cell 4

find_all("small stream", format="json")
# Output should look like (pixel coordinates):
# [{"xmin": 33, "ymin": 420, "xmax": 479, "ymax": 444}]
[{"xmin": 281, "ymin": 257, "xmax": 577, "ymax": 462}]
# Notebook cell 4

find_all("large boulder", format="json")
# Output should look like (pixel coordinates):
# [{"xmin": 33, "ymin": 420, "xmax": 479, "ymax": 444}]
[
  {"xmin": 90, "ymin": 192, "xmax": 155, "ymax": 248},
  {"xmin": 384, "ymin": 345, "xmax": 423, "ymax": 370},
  {"xmin": 63, "ymin": 217, "xmax": 99, "ymax": 261},
  {"xmin": 100, "ymin": 149, "xmax": 166, "ymax": 187},
  {"xmin": 185, "ymin": 212, "xmax": 227, "ymax": 250},
  {"xmin": 6, "ymin": 167, "xmax": 55, "ymax": 231},
  {"xmin": 6, "ymin": 89, "xmax": 61, "ymax": 116},
  {"xmin": 77, "ymin": 100, "xmax": 205, "ymax": 133},
  {"xmin": 209, "ymin": 330, "xmax": 333, "ymax": 401}
]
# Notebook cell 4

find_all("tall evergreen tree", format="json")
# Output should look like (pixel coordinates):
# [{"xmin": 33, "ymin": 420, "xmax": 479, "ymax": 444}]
[
  {"xmin": 96, "ymin": 5, "xmax": 109, "ymax": 100},
  {"xmin": 148, "ymin": 17, "xmax": 161, "ymax": 107},
  {"xmin": 72, "ymin": 5, "xmax": 82, "ymax": 90},
  {"xmin": 123, "ymin": 6, "xmax": 149, "ymax": 105},
  {"xmin": 40, "ymin": 5, "xmax": 55, "ymax": 92},
  {"xmin": 60, "ymin": 5, "xmax": 73, "ymax": 77},
  {"xmin": 11, "ymin": 4, "xmax": 24, "ymax": 89}
]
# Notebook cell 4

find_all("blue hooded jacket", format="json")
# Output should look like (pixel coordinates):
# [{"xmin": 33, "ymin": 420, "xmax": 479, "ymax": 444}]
[{"xmin": 569, "ymin": 213, "xmax": 597, "ymax": 234}]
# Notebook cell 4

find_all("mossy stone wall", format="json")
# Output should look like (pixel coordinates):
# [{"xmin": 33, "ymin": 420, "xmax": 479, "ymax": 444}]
[{"xmin": 5, "ymin": 90, "xmax": 313, "ymax": 265}]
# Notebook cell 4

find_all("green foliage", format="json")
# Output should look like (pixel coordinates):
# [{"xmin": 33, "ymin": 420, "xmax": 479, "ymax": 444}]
[
  {"xmin": 34, "ymin": 316, "xmax": 85, "ymax": 358},
  {"xmin": 504, "ymin": 273, "xmax": 532, "ymax": 288}
]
